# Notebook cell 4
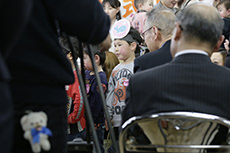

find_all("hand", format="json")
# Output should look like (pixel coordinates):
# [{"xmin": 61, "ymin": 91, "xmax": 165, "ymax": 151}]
[
  {"xmin": 224, "ymin": 39, "xmax": 229, "ymax": 53},
  {"xmin": 99, "ymin": 34, "xmax": 111, "ymax": 52},
  {"xmin": 105, "ymin": 119, "xmax": 114, "ymax": 131}
]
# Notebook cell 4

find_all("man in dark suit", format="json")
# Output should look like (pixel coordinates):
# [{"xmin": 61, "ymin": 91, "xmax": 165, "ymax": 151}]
[
  {"xmin": 134, "ymin": 9, "xmax": 175, "ymax": 73},
  {"xmin": 0, "ymin": 0, "xmax": 32, "ymax": 153},
  {"xmin": 123, "ymin": 3, "xmax": 230, "ymax": 124}
]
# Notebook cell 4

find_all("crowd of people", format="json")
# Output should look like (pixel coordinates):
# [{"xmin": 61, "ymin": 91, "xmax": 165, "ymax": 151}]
[{"xmin": 1, "ymin": 0, "xmax": 230, "ymax": 153}]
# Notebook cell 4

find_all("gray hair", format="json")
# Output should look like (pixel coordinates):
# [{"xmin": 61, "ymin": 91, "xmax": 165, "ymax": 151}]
[
  {"xmin": 177, "ymin": 4, "xmax": 224, "ymax": 48},
  {"xmin": 146, "ymin": 8, "xmax": 176, "ymax": 38}
]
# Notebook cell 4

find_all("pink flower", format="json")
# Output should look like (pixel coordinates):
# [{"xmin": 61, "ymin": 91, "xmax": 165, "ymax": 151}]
[
  {"xmin": 123, "ymin": 80, "xmax": 129, "ymax": 87},
  {"xmin": 86, "ymin": 84, "xmax": 90, "ymax": 94}
]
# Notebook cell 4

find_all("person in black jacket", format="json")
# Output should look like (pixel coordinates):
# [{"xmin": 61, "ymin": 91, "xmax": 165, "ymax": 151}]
[
  {"xmin": 6, "ymin": 0, "xmax": 111, "ymax": 153},
  {"xmin": 134, "ymin": 8, "xmax": 175, "ymax": 73},
  {"xmin": 0, "ymin": 0, "xmax": 32, "ymax": 153}
]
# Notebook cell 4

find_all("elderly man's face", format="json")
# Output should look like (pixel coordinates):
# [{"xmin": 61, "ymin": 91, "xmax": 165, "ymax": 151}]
[
  {"xmin": 142, "ymin": 23, "xmax": 160, "ymax": 51},
  {"xmin": 142, "ymin": 24, "xmax": 158, "ymax": 51}
]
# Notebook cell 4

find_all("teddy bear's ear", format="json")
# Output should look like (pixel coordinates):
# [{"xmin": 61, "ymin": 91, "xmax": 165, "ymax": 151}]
[
  {"xmin": 39, "ymin": 111, "xmax": 47, "ymax": 121},
  {"xmin": 20, "ymin": 115, "xmax": 28, "ymax": 130}
]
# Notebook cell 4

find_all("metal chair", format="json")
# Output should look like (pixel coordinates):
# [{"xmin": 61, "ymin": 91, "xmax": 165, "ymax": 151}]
[{"xmin": 119, "ymin": 112, "xmax": 230, "ymax": 153}]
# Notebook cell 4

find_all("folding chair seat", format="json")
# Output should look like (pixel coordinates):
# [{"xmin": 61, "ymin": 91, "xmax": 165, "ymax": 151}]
[{"xmin": 119, "ymin": 112, "xmax": 230, "ymax": 153}]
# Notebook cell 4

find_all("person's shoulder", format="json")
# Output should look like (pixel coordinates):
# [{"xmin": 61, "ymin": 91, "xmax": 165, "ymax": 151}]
[
  {"xmin": 113, "ymin": 63, "xmax": 122, "ymax": 70},
  {"xmin": 213, "ymin": 65, "xmax": 230, "ymax": 85},
  {"xmin": 209, "ymin": 61, "xmax": 230, "ymax": 75},
  {"xmin": 135, "ymin": 51, "xmax": 156, "ymax": 61},
  {"xmin": 99, "ymin": 71, "xmax": 106, "ymax": 78},
  {"xmin": 220, "ymin": 65, "xmax": 230, "ymax": 74},
  {"xmin": 99, "ymin": 71, "xmax": 107, "ymax": 82},
  {"xmin": 223, "ymin": 17, "xmax": 230, "ymax": 22},
  {"xmin": 129, "ymin": 64, "xmax": 169, "ymax": 89},
  {"xmin": 133, "ymin": 62, "xmax": 171, "ymax": 79},
  {"xmin": 85, "ymin": 70, "xmax": 91, "ymax": 77},
  {"xmin": 137, "ymin": 47, "xmax": 165, "ymax": 60}
]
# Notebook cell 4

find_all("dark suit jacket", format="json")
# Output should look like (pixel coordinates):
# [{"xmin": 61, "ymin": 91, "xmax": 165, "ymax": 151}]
[
  {"xmin": 123, "ymin": 53, "xmax": 230, "ymax": 123},
  {"xmin": 134, "ymin": 40, "xmax": 172, "ymax": 73}
]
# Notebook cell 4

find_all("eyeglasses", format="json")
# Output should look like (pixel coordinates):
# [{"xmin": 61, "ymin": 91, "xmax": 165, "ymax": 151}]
[
  {"xmin": 141, "ymin": 26, "xmax": 152, "ymax": 39},
  {"xmin": 141, "ymin": 25, "xmax": 161, "ymax": 39}
]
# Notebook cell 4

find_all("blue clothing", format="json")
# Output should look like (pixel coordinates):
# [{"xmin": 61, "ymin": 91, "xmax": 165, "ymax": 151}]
[
  {"xmin": 85, "ymin": 70, "xmax": 108, "ymax": 124},
  {"xmin": 95, "ymin": 123, "xmax": 105, "ymax": 153}
]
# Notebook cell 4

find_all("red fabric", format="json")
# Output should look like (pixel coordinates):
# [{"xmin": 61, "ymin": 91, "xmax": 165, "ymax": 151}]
[{"xmin": 67, "ymin": 70, "xmax": 85, "ymax": 129}]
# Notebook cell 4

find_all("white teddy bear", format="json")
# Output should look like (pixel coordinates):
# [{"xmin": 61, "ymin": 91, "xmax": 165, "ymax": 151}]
[{"xmin": 20, "ymin": 111, "xmax": 52, "ymax": 153}]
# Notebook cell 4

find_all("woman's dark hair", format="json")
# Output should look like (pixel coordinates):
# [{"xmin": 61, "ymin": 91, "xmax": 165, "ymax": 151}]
[
  {"xmin": 84, "ymin": 46, "xmax": 106, "ymax": 66},
  {"xmin": 126, "ymin": 27, "xmax": 144, "ymax": 57},
  {"xmin": 103, "ymin": 0, "xmax": 121, "ymax": 20}
]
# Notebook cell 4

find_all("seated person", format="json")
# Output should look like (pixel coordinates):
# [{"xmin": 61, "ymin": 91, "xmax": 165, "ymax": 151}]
[{"xmin": 122, "ymin": 3, "xmax": 230, "ymax": 149}]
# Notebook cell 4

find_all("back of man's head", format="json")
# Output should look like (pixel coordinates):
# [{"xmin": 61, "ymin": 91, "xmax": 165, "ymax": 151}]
[
  {"xmin": 177, "ymin": 4, "xmax": 224, "ymax": 48},
  {"xmin": 146, "ymin": 8, "xmax": 176, "ymax": 38}
]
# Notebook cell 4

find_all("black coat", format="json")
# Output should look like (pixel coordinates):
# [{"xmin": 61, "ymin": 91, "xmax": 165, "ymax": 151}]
[
  {"xmin": 134, "ymin": 40, "xmax": 172, "ymax": 73},
  {"xmin": 0, "ymin": 0, "xmax": 32, "ymax": 80},
  {"xmin": 123, "ymin": 53, "xmax": 230, "ymax": 123},
  {"xmin": 0, "ymin": 1, "xmax": 33, "ymax": 153},
  {"xmin": 6, "ymin": 0, "xmax": 110, "ymax": 105}
]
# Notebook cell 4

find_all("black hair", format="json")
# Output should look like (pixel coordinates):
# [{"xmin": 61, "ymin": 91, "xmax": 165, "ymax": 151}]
[
  {"xmin": 217, "ymin": 0, "xmax": 230, "ymax": 10},
  {"xmin": 103, "ymin": 0, "xmax": 121, "ymax": 20},
  {"xmin": 84, "ymin": 46, "xmax": 106, "ymax": 66},
  {"xmin": 125, "ymin": 27, "xmax": 144, "ymax": 57}
]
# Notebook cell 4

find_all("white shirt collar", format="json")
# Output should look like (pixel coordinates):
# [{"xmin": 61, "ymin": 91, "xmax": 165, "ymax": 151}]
[{"xmin": 174, "ymin": 49, "xmax": 208, "ymax": 58}]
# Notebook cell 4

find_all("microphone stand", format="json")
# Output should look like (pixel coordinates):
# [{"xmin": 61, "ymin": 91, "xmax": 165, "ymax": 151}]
[
  {"xmin": 87, "ymin": 44, "xmax": 119, "ymax": 153},
  {"xmin": 66, "ymin": 36, "xmax": 102, "ymax": 153}
]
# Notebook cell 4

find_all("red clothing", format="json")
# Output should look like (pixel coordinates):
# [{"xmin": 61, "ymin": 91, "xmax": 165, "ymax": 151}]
[{"xmin": 66, "ymin": 70, "xmax": 85, "ymax": 131}]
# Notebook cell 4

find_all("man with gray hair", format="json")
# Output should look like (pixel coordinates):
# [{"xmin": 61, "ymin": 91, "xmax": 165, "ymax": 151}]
[
  {"xmin": 134, "ymin": 8, "xmax": 176, "ymax": 73},
  {"xmin": 123, "ymin": 3, "xmax": 230, "ymax": 142}
]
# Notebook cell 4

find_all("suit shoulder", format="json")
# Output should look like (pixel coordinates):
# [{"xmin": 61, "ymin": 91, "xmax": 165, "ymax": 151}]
[
  {"xmin": 133, "ymin": 62, "xmax": 171, "ymax": 79},
  {"xmin": 135, "ymin": 50, "xmax": 161, "ymax": 62},
  {"xmin": 135, "ymin": 52, "xmax": 152, "ymax": 61},
  {"xmin": 220, "ymin": 66, "xmax": 230, "ymax": 76}
]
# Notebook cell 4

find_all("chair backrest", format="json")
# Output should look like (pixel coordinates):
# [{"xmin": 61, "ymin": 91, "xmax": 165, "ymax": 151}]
[{"xmin": 119, "ymin": 112, "xmax": 230, "ymax": 153}]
